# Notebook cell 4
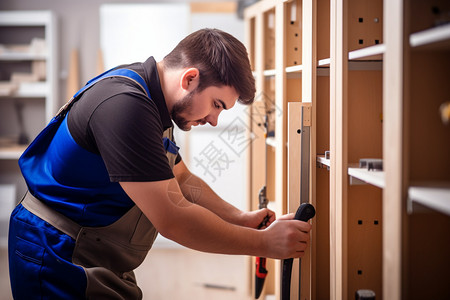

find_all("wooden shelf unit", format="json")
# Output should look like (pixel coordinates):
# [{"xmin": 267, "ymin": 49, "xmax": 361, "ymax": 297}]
[
  {"xmin": 246, "ymin": 0, "xmax": 450, "ymax": 299},
  {"xmin": 0, "ymin": 11, "xmax": 57, "ymax": 160},
  {"xmin": 0, "ymin": 11, "xmax": 57, "ymax": 208}
]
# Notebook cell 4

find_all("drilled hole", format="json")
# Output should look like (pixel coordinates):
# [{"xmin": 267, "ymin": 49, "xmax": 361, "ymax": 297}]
[
  {"xmin": 358, "ymin": 220, "xmax": 363, "ymax": 225},
  {"xmin": 358, "ymin": 270, "xmax": 362, "ymax": 275},
  {"xmin": 359, "ymin": 39, "xmax": 364, "ymax": 44},
  {"xmin": 375, "ymin": 39, "xmax": 380, "ymax": 44},
  {"xmin": 358, "ymin": 17, "xmax": 363, "ymax": 23},
  {"xmin": 374, "ymin": 220, "xmax": 379, "ymax": 225}
]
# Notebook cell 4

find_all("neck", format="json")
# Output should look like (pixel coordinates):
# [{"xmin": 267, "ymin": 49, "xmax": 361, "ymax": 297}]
[{"xmin": 156, "ymin": 60, "xmax": 174, "ymax": 113}]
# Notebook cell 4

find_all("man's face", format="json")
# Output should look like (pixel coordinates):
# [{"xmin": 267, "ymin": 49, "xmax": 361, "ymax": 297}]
[{"xmin": 171, "ymin": 85, "xmax": 238, "ymax": 131}]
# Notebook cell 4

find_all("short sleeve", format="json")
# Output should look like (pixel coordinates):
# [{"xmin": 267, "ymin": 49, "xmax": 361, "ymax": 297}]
[{"xmin": 88, "ymin": 94, "xmax": 175, "ymax": 182}]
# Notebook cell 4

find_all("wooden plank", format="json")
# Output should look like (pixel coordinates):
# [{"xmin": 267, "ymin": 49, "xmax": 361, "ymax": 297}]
[
  {"xmin": 288, "ymin": 102, "xmax": 302, "ymax": 300},
  {"xmin": 274, "ymin": 2, "xmax": 287, "ymax": 298},
  {"xmin": 330, "ymin": 0, "xmax": 349, "ymax": 299},
  {"xmin": 382, "ymin": 1, "xmax": 405, "ymax": 298},
  {"xmin": 302, "ymin": 1, "xmax": 316, "ymax": 299},
  {"xmin": 66, "ymin": 49, "xmax": 79, "ymax": 100}
]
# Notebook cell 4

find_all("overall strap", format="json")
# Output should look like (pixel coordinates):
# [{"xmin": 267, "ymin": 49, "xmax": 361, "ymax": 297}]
[{"xmin": 56, "ymin": 68, "xmax": 151, "ymax": 118}]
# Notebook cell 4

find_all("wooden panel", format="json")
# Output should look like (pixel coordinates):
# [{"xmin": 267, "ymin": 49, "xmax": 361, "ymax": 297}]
[
  {"xmin": 408, "ymin": 0, "xmax": 450, "ymax": 33},
  {"xmin": 264, "ymin": 9, "xmax": 276, "ymax": 70},
  {"xmin": 407, "ymin": 213, "xmax": 450, "ymax": 300},
  {"xmin": 347, "ymin": 186, "xmax": 382, "ymax": 297},
  {"xmin": 347, "ymin": 70, "xmax": 383, "ymax": 162},
  {"xmin": 286, "ymin": 0, "xmax": 302, "ymax": 67},
  {"xmin": 317, "ymin": 0, "xmax": 331, "ymax": 61},
  {"xmin": 347, "ymin": 0, "xmax": 383, "ymax": 51},
  {"xmin": 287, "ymin": 77, "xmax": 302, "ymax": 102},
  {"xmin": 288, "ymin": 102, "xmax": 302, "ymax": 299},
  {"xmin": 408, "ymin": 52, "xmax": 450, "ymax": 181},
  {"xmin": 315, "ymin": 74, "xmax": 331, "ymax": 300},
  {"xmin": 315, "ymin": 167, "xmax": 331, "ymax": 300}
]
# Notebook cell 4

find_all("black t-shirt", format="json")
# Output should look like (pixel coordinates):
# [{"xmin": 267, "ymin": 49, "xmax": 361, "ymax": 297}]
[{"xmin": 67, "ymin": 57, "xmax": 180, "ymax": 182}]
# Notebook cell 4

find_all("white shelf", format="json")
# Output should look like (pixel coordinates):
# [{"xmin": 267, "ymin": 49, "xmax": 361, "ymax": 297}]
[
  {"xmin": 0, "ymin": 11, "xmax": 54, "ymax": 26},
  {"xmin": 407, "ymin": 182, "xmax": 450, "ymax": 216},
  {"xmin": 266, "ymin": 137, "xmax": 276, "ymax": 148},
  {"xmin": 0, "ymin": 52, "xmax": 47, "ymax": 61},
  {"xmin": 263, "ymin": 69, "xmax": 276, "ymax": 77},
  {"xmin": 0, "ymin": 146, "xmax": 26, "ymax": 159},
  {"xmin": 286, "ymin": 65, "xmax": 303, "ymax": 73},
  {"xmin": 318, "ymin": 58, "xmax": 330, "ymax": 67},
  {"xmin": 316, "ymin": 155, "xmax": 330, "ymax": 167},
  {"xmin": 348, "ymin": 167, "xmax": 385, "ymax": 188},
  {"xmin": 348, "ymin": 44, "xmax": 385, "ymax": 60},
  {"xmin": 410, "ymin": 23, "xmax": 450, "ymax": 48}
]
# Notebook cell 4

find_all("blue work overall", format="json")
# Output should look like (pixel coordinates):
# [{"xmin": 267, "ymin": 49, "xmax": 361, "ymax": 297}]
[{"xmin": 8, "ymin": 68, "xmax": 178, "ymax": 299}]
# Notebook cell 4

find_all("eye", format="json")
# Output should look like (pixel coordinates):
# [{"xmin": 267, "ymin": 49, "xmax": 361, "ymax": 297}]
[{"xmin": 214, "ymin": 101, "xmax": 222, "ymax": 109}]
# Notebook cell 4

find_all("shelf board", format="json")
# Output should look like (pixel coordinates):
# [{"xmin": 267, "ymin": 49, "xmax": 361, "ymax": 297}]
[
  {"xmin": 348, "ymin": 44, "xmax": 385, "ymax": 61},
  {"xmin": 266, "ymin": 137, "xmax": 276, "ymax": 148},
  {"xmin": 263, "ymin": 69, "xmax": 276, "ymax": 77},
  {"xmin": 318, "ymin": 58, "xmax": 330, "ymax": 67},
  {"xmin": 0, "ymin": 11, "xmax": 53, "ymax": 26},
  {"xmin": 410, "ymin": 23, "xmax": 450, "ymax": 49},
  {"xmin": 348, "ymin": 166, "xmax": 385, "ymax": 188},
  {"xmin": 408, "ymin": 182, "xmax": 450, "ymax": 216},
  {"xmin": 0, "ymin": 52, "xmax": 47, "ymax": 61},
  {"xmin": 285, "ymin": 65, "xmax": 303, "ymax": 73},
  {"xmin": 0, "ymin": 145, "xmax": 27, "ymax": 159},
  {"xmin": 316, "ymin": 155, "xmax": 330, "ymax": 167},
  {"xmin": 0, "ymin": 82, "xmax": 49, "ymax": 98}
]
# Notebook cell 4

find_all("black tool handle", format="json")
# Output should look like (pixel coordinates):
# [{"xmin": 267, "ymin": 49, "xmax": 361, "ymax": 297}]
[{"xmin": 281, "ymin": 203, "xmax": 316, "ymax": 300}]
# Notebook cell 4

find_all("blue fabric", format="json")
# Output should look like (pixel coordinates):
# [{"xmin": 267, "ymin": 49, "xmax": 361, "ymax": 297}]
[
  {"xmin": 163, "ymin": 137, "xmax": 180, "ymax": 155},
  {"xmin": 21, "ymin": 115, "xmax": 133, "ymax": 227},
  {"xmin": 9, "ymin": 204, "xmax": 87, "ymax": 299},
  {"xmin": 74, "ymin": 68, "xmax": 151, "ymax": 99},
  {"xmin": 10, "ymin": 67, "xmax": 169, "ymax": 298}
]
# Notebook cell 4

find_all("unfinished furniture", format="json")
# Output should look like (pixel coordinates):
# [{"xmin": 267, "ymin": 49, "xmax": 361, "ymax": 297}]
[{"xmin": 245, "ymin": 0, "xmax": 450, "ymax": 299}]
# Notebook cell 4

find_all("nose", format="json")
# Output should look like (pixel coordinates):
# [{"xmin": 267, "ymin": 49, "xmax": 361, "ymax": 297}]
[{"xmin": 205, "ymin": 112, "xmax": 219, "ymax": 127}]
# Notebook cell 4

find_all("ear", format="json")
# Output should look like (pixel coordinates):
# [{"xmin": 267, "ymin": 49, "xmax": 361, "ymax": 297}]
[{"xmin": 180, "ymin": 68, "xmax": 199, "ymax": 91}]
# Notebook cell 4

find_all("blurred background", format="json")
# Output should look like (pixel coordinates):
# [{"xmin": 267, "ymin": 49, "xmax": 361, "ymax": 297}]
[{"xmin": 0, "ymin": 1, "xmax": 259, "ymax": 299}]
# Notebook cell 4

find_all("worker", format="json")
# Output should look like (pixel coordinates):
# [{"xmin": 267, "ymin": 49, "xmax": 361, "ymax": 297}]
[{"xmin": 8, "ymin": 28, "xmax": 312, "ymax": 299}]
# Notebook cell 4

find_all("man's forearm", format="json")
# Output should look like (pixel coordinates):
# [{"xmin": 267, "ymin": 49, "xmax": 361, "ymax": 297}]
[{"xmin": 176, "ymin": 172, "xmax": 245, "ymax": 225}]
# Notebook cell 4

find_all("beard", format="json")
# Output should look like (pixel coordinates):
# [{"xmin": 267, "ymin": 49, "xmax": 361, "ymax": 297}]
[{"xmin": 171, "ymin": 89, "xmax": 196, "ymax": 131}]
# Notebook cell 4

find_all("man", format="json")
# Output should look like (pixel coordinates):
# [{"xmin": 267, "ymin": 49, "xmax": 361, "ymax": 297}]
[{"xmin": 9, "ymin": 28, "xmax": 311, "ymax": 299}]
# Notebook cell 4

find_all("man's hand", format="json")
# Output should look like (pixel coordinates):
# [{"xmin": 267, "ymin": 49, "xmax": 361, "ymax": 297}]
[
  {"xmin": 262, "ymin": 213, "xmax": 312, "ymax": 259},
  {"xmin": 238, "ymin": 208, "xmax": 276, "ymax": 229}
]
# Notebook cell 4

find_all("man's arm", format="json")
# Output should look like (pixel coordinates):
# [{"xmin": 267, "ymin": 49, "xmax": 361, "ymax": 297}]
[
  {"xmin": 173, "ymin": 159, "xmax": 273, "ymax": 228},
  {"xmin": 120, "ymin": 179, "xmax": 311, "ymax": 259}
]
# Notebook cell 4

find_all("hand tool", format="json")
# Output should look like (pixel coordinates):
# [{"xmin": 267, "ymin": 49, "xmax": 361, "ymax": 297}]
[
  {"xmin": 255, "ymin": 185, "xmax": 269, "ymax": 299},
  {"xmin": 281, "ymin": 203, "xmax": 316, "ymax": 300}
]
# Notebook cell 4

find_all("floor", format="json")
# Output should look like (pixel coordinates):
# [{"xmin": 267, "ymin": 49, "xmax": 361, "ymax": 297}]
[{"xmin": 0, "ymin": 245, "xmax": 250, "ymax": 300}]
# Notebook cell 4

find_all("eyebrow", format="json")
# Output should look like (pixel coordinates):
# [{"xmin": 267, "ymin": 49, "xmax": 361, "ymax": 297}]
[{"xmin": 218, "ymin": 99, "xmax": 227, "ymax": 110}]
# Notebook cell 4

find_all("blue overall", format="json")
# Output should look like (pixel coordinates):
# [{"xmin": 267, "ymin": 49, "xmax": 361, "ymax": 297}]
[{"xmin": 8, "ymin": 68, "xmax": 178, "ymax": 299}]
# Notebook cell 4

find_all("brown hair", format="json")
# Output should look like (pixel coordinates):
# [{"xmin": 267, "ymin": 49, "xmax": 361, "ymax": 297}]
[{"xmin": 163, "ymin": 28, "xmax": 255, "ymax": 105}]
